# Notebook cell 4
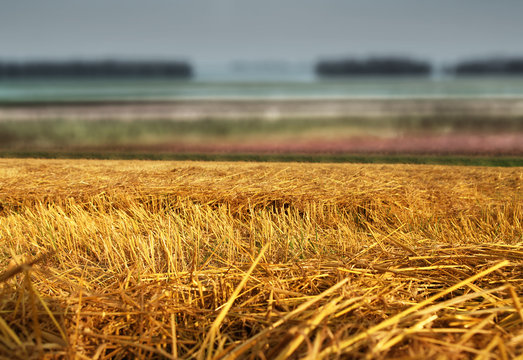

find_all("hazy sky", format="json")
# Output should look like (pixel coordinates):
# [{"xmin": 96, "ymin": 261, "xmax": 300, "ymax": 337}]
[{"xmin": 1, "ymin": 0, "xmax": 523, "ymax": 65}]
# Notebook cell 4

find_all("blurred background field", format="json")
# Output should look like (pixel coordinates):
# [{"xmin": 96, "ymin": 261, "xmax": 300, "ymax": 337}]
[
  {"xmin": 1, "ymin": 97, "xmax": 522, "ymax": 161},
  {"xmin": 1, "ymin": 71, "xmax": 522, "ymax": 162},
  {"xmin": 1, "ymin": 0, "xmax": 523, "ymax": 162}
]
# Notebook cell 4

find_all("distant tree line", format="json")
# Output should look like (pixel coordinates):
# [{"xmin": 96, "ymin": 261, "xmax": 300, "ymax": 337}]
[
  {"xmin": 0, "ymin": 60, "xmax": 193, "ymax": 79},
  {"xmin": 316, "ymin": 57, "xmax": 431, "ymax": 77},
  {"xmin": 316, "ymin": 56, "xmax": 523, "ymax": 77},
  {"xmin": 448, "ymin": 58, "xmax": 523, "ymax": 76}
]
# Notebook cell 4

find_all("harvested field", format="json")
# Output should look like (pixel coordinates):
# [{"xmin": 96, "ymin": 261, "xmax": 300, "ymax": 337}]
[{"xmin": 0, "ymin": 159, "xmax": 521, "ymax": 359}]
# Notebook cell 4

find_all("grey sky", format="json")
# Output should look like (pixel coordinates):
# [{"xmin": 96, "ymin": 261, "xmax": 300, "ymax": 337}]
[{"xmin": 1, "ymin": 0, "xmax": 523, "ymax": 65}]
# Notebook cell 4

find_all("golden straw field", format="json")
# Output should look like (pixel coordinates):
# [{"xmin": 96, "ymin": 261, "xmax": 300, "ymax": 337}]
[{"xmin": 0, "ymin": 159, "xmax": 521, "ymax": 359}]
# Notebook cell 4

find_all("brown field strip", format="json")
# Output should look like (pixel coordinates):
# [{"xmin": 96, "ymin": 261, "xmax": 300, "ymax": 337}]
[{"xmin": 0, "ymin": 159, "xmax": 521, "ymax": 359}]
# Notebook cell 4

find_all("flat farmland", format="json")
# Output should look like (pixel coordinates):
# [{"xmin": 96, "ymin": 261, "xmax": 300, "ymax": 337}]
[
  {"xmin": 0, "ymin": 159, "xmax": 521, "ymax": 359},
  {"xmin": 1, "ymin": 99, "xmax": 523, "ymax": 159}
]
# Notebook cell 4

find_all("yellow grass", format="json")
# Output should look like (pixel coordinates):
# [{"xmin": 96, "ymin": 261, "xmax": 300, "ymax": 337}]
[{"xmin": 0, "ymin": 159, "xmax": 521, "ymax": 359}]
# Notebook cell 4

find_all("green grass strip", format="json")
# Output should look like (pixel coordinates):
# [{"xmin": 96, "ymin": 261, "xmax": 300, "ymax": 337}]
[{"xmin": 1, "ymin": 151, "xmax": 521, "ymax": 167}]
